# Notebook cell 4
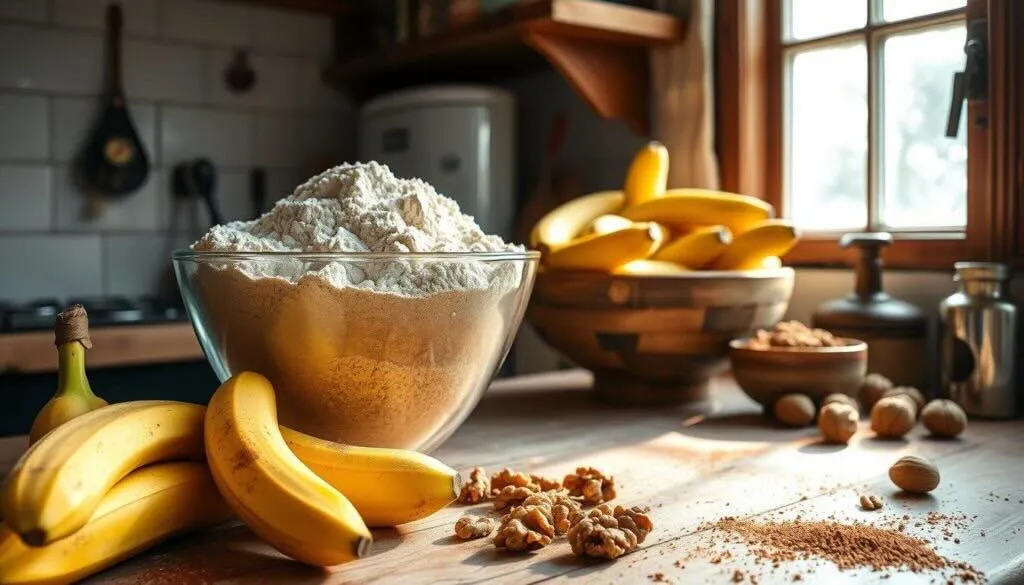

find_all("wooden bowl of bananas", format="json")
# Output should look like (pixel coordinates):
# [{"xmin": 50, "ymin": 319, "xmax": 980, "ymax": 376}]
[{"xmin": 526, "ymin": 142, "xmax": 798, "ymax": 405}]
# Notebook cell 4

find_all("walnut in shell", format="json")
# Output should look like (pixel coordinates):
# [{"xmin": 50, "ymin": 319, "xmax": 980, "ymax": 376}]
[
  {"xmin": 494, "ymin": 484, "xmax": 539, "ymax": 510},
  {"xmin": 773, "ymin": 394, "xmax": 816, "ymax": 427},
  {"xmin": 859, "ymin": 373, "xmax": 893, "ymax": 411},
  {"xmin": 870, "ymin": 396, "xmax": 916, "ymax": 438},
  {"xmin": 458, "ymin": 466, "xmax": 489, "ymax": 504},
  {"xmin": 490, "ymin": 468, "xmax": 532, "ymax": 494},
  {"xmin": 921, "ymin": 399, "xmax": 967, "ymax": 438},
  {"xmin": 564, "ymin": 467, "xmax": 616, "ymax": 505},
  {"xmin": 493, "ymin": 503, "xmax": 556, "ymax": 551},
  {"xmin": 889, "ymin": 455, "xmax": 940, "ymax": 493},
  {"xmin": 818, "ymin": 403, "xmax": 859, "ymax": 444},
  {"xmin": 455, "ymin": 515, "xmax": 495, "ymax": 539},
  {"xmin": 883, "ymin": 386, "xmax": 926, "ymax": 416},
  {"xmin": 567, "ymin": 503, "xmax": 653, "ymax": 560},
  {"xmin": 822, "ymin": 393, "xmax": 859, "ymax": 411}
]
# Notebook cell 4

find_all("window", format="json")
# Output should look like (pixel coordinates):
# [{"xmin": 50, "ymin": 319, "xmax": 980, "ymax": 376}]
[
  {"xmin": 781, "ymin": 0, "xmax": 972, "ymax": 265},
  {"xmin": 716, "ymin": 0, "xmax": 1022, "ymax": 268}
]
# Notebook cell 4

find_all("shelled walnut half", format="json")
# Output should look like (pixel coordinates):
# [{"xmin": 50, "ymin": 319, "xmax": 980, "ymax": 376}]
[
  {"xmin": 564, "ymin": 466, "xmax": 616, "ymax": 505},
  {"xmin": 567, "ymin": 504, "xmax": 653, "ymax": 560},
  {"xmin": 458, "ymin": 466, "xmax": 490, "ymax": 504},
  {"xmin": 493, "ymin": 502, "xmax": 557, "ymax": 552}
]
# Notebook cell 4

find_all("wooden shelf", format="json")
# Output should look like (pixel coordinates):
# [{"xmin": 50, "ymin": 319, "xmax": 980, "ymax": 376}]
[
  {"xmin": 325, "ymin": 0, "xmax": 685, "ymax": 135},
  {"xmin": 0, "ymin": 323, "xmax": 204, "ymax": 374}
]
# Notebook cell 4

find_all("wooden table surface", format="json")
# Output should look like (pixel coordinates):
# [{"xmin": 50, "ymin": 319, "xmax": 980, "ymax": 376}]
[{"xmin": 2, "ymin": 370, "xmax": 1022, "ymax": 584}]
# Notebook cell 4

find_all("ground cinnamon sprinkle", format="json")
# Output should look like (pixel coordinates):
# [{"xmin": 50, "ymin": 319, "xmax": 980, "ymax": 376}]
[{"xmin": 685, "ymin": 517, "xmax": 986, "ymax": 583}]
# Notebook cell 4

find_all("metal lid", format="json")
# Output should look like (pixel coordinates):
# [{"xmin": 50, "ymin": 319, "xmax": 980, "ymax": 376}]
[{"xmin": 953, "ymin": 262, "xmax": 1010, "ymax": 281}]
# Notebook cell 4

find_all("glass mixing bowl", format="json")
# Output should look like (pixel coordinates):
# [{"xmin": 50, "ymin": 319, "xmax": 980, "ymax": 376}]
[{"xmin": 173, "ymin": 250, "xmax": 539, "ymax": 452}]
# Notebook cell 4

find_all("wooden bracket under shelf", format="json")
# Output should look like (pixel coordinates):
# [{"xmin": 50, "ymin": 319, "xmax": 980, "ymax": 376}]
[{"xmin": 325, "ymin": 0, "xmax": 684, "ymax": 135}]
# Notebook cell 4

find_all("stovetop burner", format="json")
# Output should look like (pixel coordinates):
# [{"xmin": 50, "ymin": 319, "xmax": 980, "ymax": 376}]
[{"xmin": 0, "ymin": 295, "xmax": 186, "ymax": 332}]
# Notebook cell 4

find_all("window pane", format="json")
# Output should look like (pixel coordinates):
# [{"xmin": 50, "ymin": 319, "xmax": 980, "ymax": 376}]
[
  {"xmin": 786, "ymin": 0, "xmax": 865, "ymax": 41},
  {"xmin": 882, "ymin": 0, "xmax": 966, "ymax": 22},
  {"xmin": 787, "ymin": 43, "xmax": 868, "ymax": 230},
  {"xmin": 880, "ymin": 24, "xmax": 967, "ymax": 229}
]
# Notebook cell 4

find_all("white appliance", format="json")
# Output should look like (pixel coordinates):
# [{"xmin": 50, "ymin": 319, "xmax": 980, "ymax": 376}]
[{"xmin": 358, "ymin": 85, "xmax": 515, "ymax": 239}]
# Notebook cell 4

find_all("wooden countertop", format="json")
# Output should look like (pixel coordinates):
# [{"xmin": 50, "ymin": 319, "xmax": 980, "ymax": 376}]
[
  {"xmin": 1, "ymin": 370, "xmax": 1022, "ymax": 584},
  {"xmin": 0, "ymin": 323, "xmax": 203, "ymax": 374}
]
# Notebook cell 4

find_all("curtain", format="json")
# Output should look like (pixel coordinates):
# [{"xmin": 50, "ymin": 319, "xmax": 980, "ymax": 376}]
[{"xmin": 650, "ymin": 0, "xmax": 720, "ymax": 190}]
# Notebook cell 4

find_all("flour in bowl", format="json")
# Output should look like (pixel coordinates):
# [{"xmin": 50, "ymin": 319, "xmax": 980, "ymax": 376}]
[
  {"xmin": 193, "ymin": 161, "xmax": 522, "ymax": 294},
  {"xmin": 187, "ymin": 162, "xmax": 533, "ymax": 449}
]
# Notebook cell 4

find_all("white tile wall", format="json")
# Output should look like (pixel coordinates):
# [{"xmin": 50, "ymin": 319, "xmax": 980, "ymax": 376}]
[
  {"xmin": 0, "ymin": 235, "xmax": 104, "ymax": 301},
  {"xmin": 52, "ymin": 97, "xmax": 158, "ymax": 164},
  {"xmin": 0, "ymin": 93, "xmax": 49, "ymax": 160},
  {"xmin": 0, "ymin": 0, "xmax": 48, "ymax": 23},
  {"xmin": 53, "ymin": 166, "xmax": 162, "ymax": 232},
  {"xmin": 206, "ymin": 51, "xmax": 295, "ymax": 110},
  {"xmin": 0, "ymin": 24, "xmax": 103, "ymax": 94},
  {"xmin": 159, "ymin": 0, "xmax": 249, "ymax": 47},
  {"xmin": 53, "ymin": 0, "xmax": 158, "ymax": 36},
  {"xmin": 123, "ymin": 40, "xmax": 206, "ymax": 103},
  {"xmin": 0, "ymin": 165, "xmax": 52, "ymax": 230},
  {"xmin": 102, "ymin": 233, "xmax": 174, "ymax": 296},
  {"xmin": 161, "ymin": 107, "xmax": 252, "ymax": 168},
  {"xmin": 0, "ymin": 0, "xmax": 351, "ymax": 301}
]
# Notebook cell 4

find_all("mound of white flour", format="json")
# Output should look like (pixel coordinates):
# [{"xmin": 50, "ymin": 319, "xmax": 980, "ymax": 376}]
[
  {"xmin": 188, "ymin": 162, "xmax": 529, "ymax": 449},
  {"xmin": 193, "ymin": 161, "xmax": 522, "ymax": 294}
]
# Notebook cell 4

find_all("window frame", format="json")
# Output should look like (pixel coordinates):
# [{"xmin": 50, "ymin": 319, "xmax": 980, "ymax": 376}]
[{"xmin": 715, "ymin": 0, "xmax": 1019, "ymax": 269}]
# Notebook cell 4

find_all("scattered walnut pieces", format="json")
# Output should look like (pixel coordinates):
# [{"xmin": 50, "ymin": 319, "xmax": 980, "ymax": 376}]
[
  {"xmin": 860, "ymin": 494, "xmax": 884, "ymax": 511},
  {"xmin": 493, "ymin": 502, "xmax": 557, "ymax": 552},
  {"xmin": 457, "ymin": 466, "xmax": 490, "ymax": 504},
  {"xmin": 491, "ymin": 467, "xmax": 533, "ymax": 494},
  {"xmin": 494, "ymin": 484, "xmax": 540, "ymax": 510},
  {"xmin": 749, "ymin": 321, "xmax": 845, "ymax": 349},
  {"xmin": 567, "ymin": 503, "xmax": 653, "ymax": 560},
  {"xmin": 521, "ymin": 491, "xmax": 582, "ymax": 535},
  {"xmin": 564, "ymin": 466, "xmax": 617, "ymax": 505},
  {"xmin": 531, "ymin": 474, "xmax": 562, "ymax": 491},
  {"xmin": 454, "ymin": 515, "xmax": 495, "ymax": 540}
]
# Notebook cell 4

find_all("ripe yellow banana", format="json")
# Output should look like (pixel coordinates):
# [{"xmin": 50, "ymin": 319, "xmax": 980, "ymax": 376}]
[
  {"xmin": 29, "ymin": 305, "xmax": 107, "ymax": 444},
  {"xmin": 205, "ymin": 371, "xmax": 372, "ymax": 566},
  {"xmin": 624, "ymin": 141, "xmax": 669, "ymax": 207},
  {"xmin": 0, "ymin": 462, "xmax": 231, "ymax": 585},
  {"xmin": 544, "ymin": 222, "xmax": 669, "ymax": 272},
  {"xmin": 2, "ymin": 401, "xmax": 206, "ymax": 546},
  {"xmin": 652, "ymin": 225, "xmax": 732, "ymax": 268},
  {"xmin": 711, "ymin": 220, "xmax": 800, "ymax": 270},
  {"xmin": 612, "ymin": 259, "xmax": 690, "ymax": 276},
  {"xmin": 281, "ymin": 427, "xmax": 459, "ymax": 527},
  {"xmin": 529, "ymin": 190, "xmax": 625, "ymax": 252},
  {"xmin": 582, "ymin": 214, "xmax": 633, "ymax": 236},
  {"xmin": 621, "ymin": 189, "xmax": 774, "ymax": 235}
]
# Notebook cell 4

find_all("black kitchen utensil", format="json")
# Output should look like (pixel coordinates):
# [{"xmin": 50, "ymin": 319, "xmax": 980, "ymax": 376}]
[
  {"xmin": 80, "ymin": 4, "xmax": 149, "ymax": 197},
  {"xmin": 172, "ymin": 158, "xmax": 222, "ymax": 227},
  {"xmin": 225, "ymin": 49, "xmax": 257, "ymax": 93},
  {"xmin": 250, "ymin": 167, "xmax": 267, "ymax": 216}
]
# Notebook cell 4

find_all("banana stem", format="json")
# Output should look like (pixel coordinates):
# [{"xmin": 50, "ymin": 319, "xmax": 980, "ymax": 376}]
[{"xmin": 56, "ymin": 342, "xmax": 94, "ymax": 398}]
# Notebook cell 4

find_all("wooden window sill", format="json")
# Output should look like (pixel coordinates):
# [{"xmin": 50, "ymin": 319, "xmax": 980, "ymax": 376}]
[{"xmin": 783, "ymin": 237, "xmax": 972, "ymax": 270}]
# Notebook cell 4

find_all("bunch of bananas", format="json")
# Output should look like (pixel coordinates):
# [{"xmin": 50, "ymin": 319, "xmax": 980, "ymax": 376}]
[
  {"xmin": 0, "ymin": 308, "xmax": 460, "ymax": 584},
  {"xmin": 529, "ymin": 142, "xmax": 800, "ymax": 274}
]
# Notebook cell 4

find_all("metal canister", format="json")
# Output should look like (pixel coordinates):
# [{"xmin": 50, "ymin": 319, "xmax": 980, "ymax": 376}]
[{"xmin": 939, "ymin": 262, "xmax": 1018, "ymax": 418}]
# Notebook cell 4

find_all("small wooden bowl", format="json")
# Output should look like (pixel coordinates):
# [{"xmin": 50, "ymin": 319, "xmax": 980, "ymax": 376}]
[
  {"xmin": 527, "ymin": 267, "xmax": 795, "ymax": 405},
  {"xmin": 728, "ymin": 337, "xmax": 868, "ymax": 407}
]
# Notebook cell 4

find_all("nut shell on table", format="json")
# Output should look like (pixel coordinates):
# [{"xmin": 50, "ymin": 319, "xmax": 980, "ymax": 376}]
[
  {"xmin": 822, "ymin": 393, "xmax": 859, "ymax": 411},
  {"xmin": 774, "ymin": 394, "xmax": 816, "ymax": 427},
  {"xmin": 858, "ymin": 373, "xmax": 893, "ymax": 411},
  {"xmin": 889, "ymin": 455, "xmax": 940, "ymax": 493},
  {"xmin": 883, "ymin": 386, "xmax": 926, "ymax": 416},
  {"xmin": 921, "ymin": 399, "xmax": 967, "ymax": 438},
  {"xmin": 818, "ymin": 403, "xmax": 859, "ymax": 444},
  {"xmin": 870, "ymin": 396, "xmax": 916, "ymax": 439}
]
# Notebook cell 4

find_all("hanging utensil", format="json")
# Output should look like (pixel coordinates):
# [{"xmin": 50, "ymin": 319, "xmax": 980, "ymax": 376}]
[{"xmin": 80, "ymin": 3, "xmax": 150, "ymax": 202}]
